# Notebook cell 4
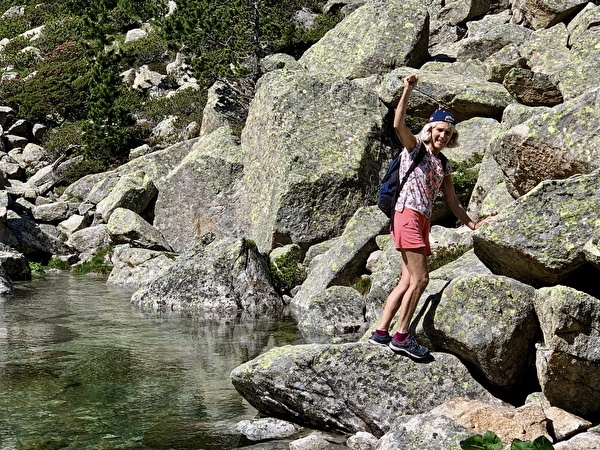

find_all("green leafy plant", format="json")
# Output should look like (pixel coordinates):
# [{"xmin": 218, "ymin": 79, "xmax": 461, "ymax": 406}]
[
  {"xmin": 29, "ymin": 262, "xmax": 45, "ymax": 277},
  {"xmin": 461, "ymin": 431, "xmax": 554, "ymax": 450},
  {"xmin": 71, "ymin": 246, "xmax": 113, "ymax": 275}
]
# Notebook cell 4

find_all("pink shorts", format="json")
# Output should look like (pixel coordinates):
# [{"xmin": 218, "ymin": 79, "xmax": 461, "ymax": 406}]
[{"xmin": 391, "ymin": 207, "xmax": 431, "ymax": 255}]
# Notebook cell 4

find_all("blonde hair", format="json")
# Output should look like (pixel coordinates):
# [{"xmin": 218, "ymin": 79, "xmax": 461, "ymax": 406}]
[{"xmin": 417, "ymin": 122, "xmax": 459, "ymax": 148}]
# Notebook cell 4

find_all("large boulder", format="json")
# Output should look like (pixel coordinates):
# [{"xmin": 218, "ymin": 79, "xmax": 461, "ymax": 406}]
[
  {"xmin": 95, "ymin": 171, "xmax": 157, "ymax": 223},
  {"xmin": 153, "ymin": 127, "xmax": 250, "ymax": 253},
  {"xmin": 107, "ymin": 207, "xmax": 172, "ymax": 251},
  {"xmin": 299, "ymin": 0, "xmax": 429, "ymax": 79},
  {"xmin": 230, "ymin": 343, "xmax": 495, "ymax": 437},
  {"xmin": 510, "ymin": 0, "xmax": 588, "ymax": 30},
  {"xmin": 557, "ymin": 3, "xmax": 600, "ymax": 100},
  {"xmin": 376, "ymin": 68, "xmax": 514, "ymax": 121},
  {"xmin": 473, "ymin": 169, "xmax": 600, "ymax": 289},
  {"xmin": 107, "ymin": 245, "xmax": 175, "ymax": 290},
  {"xmin": 489, "ymin": 89, "xmax": 600, "ymax": 197},
  {"xmin": 422, "ymin": 274, "xmax": 539, "ymax": 398},
  {"xmin": 131, "ymin": 235, "xmax": 283, "ymax": 313},
  {"xmin": 241, "ymin": 69, "xmax": 387, "ymax": 253},
  {"xmin": 534, "ymin": 285, "xmax": 600, "ymax": 419},
  {"xmin": 291, "ymin": 206, "xmax": 388, "ymax": 313}
]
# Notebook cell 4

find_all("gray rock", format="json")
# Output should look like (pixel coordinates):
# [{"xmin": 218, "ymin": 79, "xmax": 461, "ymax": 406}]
[
  {"xmin": 200, "ymin": 80, "xmax": 250, "ymax": 135},
  {"xmin": 534, "ymin": 285, "xmax": 600, "ymax": 418},
  {"xmin": 454, "ymin": 23, "xmax": 532, "ymax": 62},
  {"xmin": 260, "ymin": 53, "xmax": 303, "ymax": 74},
  {"xmin": 4, "ymin": 210, "xmax": 72, "ymax": 260},
  {"xmin": 95, "ymin": 171, "xmax": 157, "ymax": 223},
  {"xmin": 291, "ymin": 206, "xmax": 388, "ymax": 313},
  {"xmin": 269, "ymin": 243, "xmax": 306, "ymax": 294},
  {"xmin": 0, "ymin": 245, "xmax": 30, "ymax": 281},
  {"xmin": 32, "ymin": 201, "xmax": 70, "ymax": 223},
  {"xmin": 235, "ymin": 417, "xmax": 301, "ymax": 442},
  {"xmin": 241, "ymin": 70, "xmax": 387, "ymax": 252},
  {"xmin": 376, "ymin": 68, "xmax": 514, "ymax": 121},
  {"xmin": 107, "ymin": 207, "xmax": 172, "ymax": 251},
  {"xmin": 66, "ymin": 224, "xmax": 112, "ymax": 254},
  {"xmin": 437, "ymin": 0, "xmax": 491, "ymax": 26},
  {"xmin": 297, "ymin": 285, "xmax": 366, "ymax": 343},
  {"xmin": 377, "ymin": 414, "xmax": 471, "ymax": 450},
  {"xmin": 153, "ymin": 127, "xmax": 249, "ymax": 252},
  {"xmin": 557, "ymin": 3, "xmax": 600, "ymax": 100},
  {"xmin": 473, "ymin": 169, "xmax": 600, "ymax": 287},
  {"xmin": 554, "ymin": 427, "xmax": 600, "ymax": 449},
  {"xmin": 511, "ymin": 0, "xmax": 588, "ymax": 30},
  {"xmin": 131, "ymin": 236, "xmax": 283, "ymax": 313},
  {"xmin": 503, "ymin": 68, "xmax": 563, "ymax": 107},
  {"xmin": 107, "ymin": 245, "xmax": 175, "ymax": 290},
  {"xmin": 483, "ymin": 43, "xmax": 526, "ymax": 83},
  {"xmin": 57, "ymin": 214, "xmax": 88, "ymax": 236},
  {"xmin": 299, "ymin": 0, "xmax": 429, "ymax": 79},
  {"xmin": 230, "ymin": 343, "xmax": 494, "ymax": 437},
  {"xmin": 423, "ymin": 274, "xmax": 538, "ymax": 395}
]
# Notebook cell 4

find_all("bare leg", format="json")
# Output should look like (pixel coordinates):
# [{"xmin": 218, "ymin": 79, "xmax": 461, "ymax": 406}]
[
  {"xmin": 394, "ymin": 248, "xmax": 429, "ymax": 333},
  {"xmin": 375, "ymin": 257, "xmax": 410, "ymax": 331}
]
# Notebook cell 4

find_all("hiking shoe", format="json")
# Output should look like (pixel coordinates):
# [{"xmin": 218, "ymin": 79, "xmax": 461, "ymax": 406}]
[
  {"xmin": 368, "ymin": 331, "xmax": 392, "ymax": 347},
  {"xmin": 389, "ymin": 336, "xmax": 430, "ymax": 359}
]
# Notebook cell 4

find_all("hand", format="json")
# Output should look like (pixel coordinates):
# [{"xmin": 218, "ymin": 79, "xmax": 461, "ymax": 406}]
[
  {"xmin": 473, "ymin": 216, "xmax": 492, "ymax": 230},
  {"xmin": 404, "ymin": 74, "xmax": 418, "ymax": 89}
]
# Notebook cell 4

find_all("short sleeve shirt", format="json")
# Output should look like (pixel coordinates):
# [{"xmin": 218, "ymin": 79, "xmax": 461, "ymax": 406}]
[{"xmin": 394, "ymin": 140, "xmax": 451, "ymax": 220}]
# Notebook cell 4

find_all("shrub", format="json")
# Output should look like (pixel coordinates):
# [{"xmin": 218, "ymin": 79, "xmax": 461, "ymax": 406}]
[{"xmin": 460, "ymin": 431, "xmax": 554, "ymax": 450}]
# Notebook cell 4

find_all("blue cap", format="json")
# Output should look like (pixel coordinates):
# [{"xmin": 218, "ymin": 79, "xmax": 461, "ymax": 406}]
[{"xmin": 429, "ymin": 109, "xmax": 455, "ymax": 125}]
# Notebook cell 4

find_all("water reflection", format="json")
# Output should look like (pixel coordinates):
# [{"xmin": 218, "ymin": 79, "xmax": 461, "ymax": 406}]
[{"xmin": 0, "ymin": 273, "xmax": 302, "ymax": 449}]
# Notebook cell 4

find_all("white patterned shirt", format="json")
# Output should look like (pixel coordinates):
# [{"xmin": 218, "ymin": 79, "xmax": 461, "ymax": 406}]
[{"xmin": 394, "ymin": 140, "xmax": 451, "ymax": 220}]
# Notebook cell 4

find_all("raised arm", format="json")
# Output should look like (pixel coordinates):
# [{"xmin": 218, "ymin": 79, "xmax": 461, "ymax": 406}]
[{"xmin": 393, "ymin": 74, "xmax": 419, "ymax": 151}]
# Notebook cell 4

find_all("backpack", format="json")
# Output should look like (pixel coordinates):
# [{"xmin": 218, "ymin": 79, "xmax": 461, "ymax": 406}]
[{"xmin": 377, "ymin": 142, "xmax": 425, "ymax": 219}]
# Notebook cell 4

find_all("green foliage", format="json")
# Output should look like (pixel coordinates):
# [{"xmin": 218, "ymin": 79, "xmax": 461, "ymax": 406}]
[
  {"xmin": 29, "ymin": 261, "xmax": 45, "ymax": 277},
  {"xmin": 449, "ymin": 152, "xmax": 483, "ymax": 190},
  {"xmin": 0, "ymin": 41, "xmax": 89, "ymax": 123},
  {"xmin": 461, "ymin": 432, "xmax": 554, "ymax": 450},
  {"xmin": 47, "ymin": 258, "xmax": 71, "ymax": 271},
  {"xmin": 353, "ymin": 276, "xmax": 372, "ymax": 296},
  {"xmin": 161, "ymin": 0, "xmax": 340, "ymax": 90},
  {"xmin": 428, "ymin": 243, "xmax": 469, "ymax": 272},
  {"xmin": 71, "ymin": 246, "xmax": 113, "ymax": 275}
]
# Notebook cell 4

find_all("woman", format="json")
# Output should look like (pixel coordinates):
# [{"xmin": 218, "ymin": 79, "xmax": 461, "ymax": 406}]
[{"xmin": 369, "ymin": 74, "xmax": 486, "ymax": 359}]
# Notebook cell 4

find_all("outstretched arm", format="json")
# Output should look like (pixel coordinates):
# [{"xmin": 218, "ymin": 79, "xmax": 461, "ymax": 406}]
[
  {"xmin": 441, "ymin": 175, "xmax": 484, "ymax": 230},
  {"xmin": 393, "ymin": 74, "xmax": 419, "ymax": 151}
]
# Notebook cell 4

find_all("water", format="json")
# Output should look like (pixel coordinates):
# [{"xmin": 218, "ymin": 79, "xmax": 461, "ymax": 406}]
[{"xmin": 0, "ymin": 273, "xmax": 303, "ymax": 450}]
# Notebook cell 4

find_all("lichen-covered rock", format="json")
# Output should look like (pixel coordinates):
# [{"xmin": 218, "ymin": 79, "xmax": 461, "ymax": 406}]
[
  {"xmin": 511, "ymin": 0, "xmax": 588, "ymax": 30},
  {"xmin": 299, "ymin": 0, "xmax": 429, "ymax": 79},
  {"xmin": 454, "ymin": 22, "xmax": 532, "ymax": 61},
  {"xmin": 107, "ymin": 245, "xmax": 175, "ymax": 290},
  {"xmin": 423, "ymin": 274, "xmax": 538, "ymax": 396},
  {"xmin": 376, "ymin": 68, "xmax": 514, "ymax": 121},
  {"xmin": 153, "ymin": 127, "xmax": 250, "ymax": 252},
  {"xmin": 297, "ymin": 285, "xmax": 366, "ymax": 343},
  {"xmin": 241, "ymin": 70, "xmax": 387, "ymax": 253},
  {"xmin": 95, "ymin": 171, "xmax": 157, "ymax": 223},
  {"xmin": 107, "ymin": 207, "xmax": 172, "ymax": 251},
  {"xmin": 473, "ymin": 169, "xmax": 600, "ymax": 287},
  {"xmin": 377, "ymin": 414, "xmax": 472, "ymax": 450},
  {"xmin": 131, "ymin": 235, "xmax": 283, "ymax": 313},
  {"xmin": 557, "ymin": 3, "xmax": 600, "ymax": 100},
  {"xmin": 534, "ymin": 285, "xmax": 600, "ymax": 419},
  {"xmin": 502, "ymin": 68, "xmax": 563, "ymax": 107},
  {"xmin": 291, "ymin": 206, "xmax": 388, "ymax": 313},
  {"xmin": 230, "ymin": 343, "xmax": 494, "ymax": 437}
]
